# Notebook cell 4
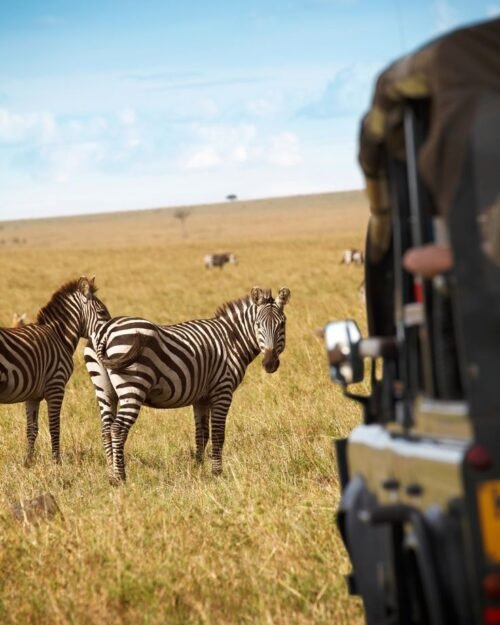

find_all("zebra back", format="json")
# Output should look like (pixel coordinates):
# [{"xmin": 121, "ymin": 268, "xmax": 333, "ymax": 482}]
[{"xmin": 94, "ymin": 286, "xmax": 290, "ymax": 379}]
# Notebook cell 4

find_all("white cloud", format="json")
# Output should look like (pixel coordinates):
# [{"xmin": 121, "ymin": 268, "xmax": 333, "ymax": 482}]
[
  {"xmin": 185, "ymin": 147, "xmax": 222, "ymax": 170},
  {"xmin": 178, "ymin": 124, "xmax": 304, "ymax": 172},
  {"xmin": 267, "ymin": 132, "xmax": 302, "ymax": 167},
  {"xmin": 45, "ymin": 142, "xmax": 106, "ymax": 183},
  {"xmin": 118, "ymin": 108, "xmax": 136, "ymax": 126},
  {"xmin": 180, "ymin": 123, "xmax": 258, "ymax": 170},
  {"xmin": 300, "ymin": 63, "xmax": 379, "ymax": 118},
  {"xmin": 198, "ymin": 99, "xmax": 220, "ymax": 118},
  {"xmin": 194, "ymin": 122, "xmax": 257, "ymax": 147},
  {"xmin": 245, "ymin": 97, "xmax": 279, "ymax": 117},
  {"xmin": 231, "ymin": 146, "xmax": 248, "ymax": 162},
  {"xmin": 0, "ymin": 106, "xmax": 147, "ymax": 183},
  {"xmin": 0, "ymin": 109, "xmax": 56, "ymax": 144}
]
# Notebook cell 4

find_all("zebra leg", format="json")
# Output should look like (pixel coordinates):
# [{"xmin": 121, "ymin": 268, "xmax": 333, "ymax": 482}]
[
  {"xmin": 210, "ymin": 397, "xmax": 232, "ymax": 475},
  {"xmin": 46, "ymin": 390, "xmax": 64, "ymax": 464},
  {"xmin": 101, "ymin": 398, "xmax": 118, "ymax": 477},
  {"xmin": 25, "ymin": 400, "xmax": 40, "ymax": 467},
  {"xmin": 84, "ymin": 345, "xmax": 117, "ymax": 477},
  {"xmin": 110, "ymin": 405, "xmax": 141, "ymax": 483},
  {"xmin": 193, "ymin": 401, "xmax": 210, "ymax": 463}
]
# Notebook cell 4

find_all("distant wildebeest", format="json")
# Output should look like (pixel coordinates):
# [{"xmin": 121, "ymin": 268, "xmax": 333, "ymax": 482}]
[
  {"xmin": 340, "ymin": 248, "xmax": 364, "ymax": 265},
  {"xmin": 12, "ymin": 312, "xmax": 27, "ymax": 328},
  {"xmin": 85, "ymin": 286, "xmax": 291, "ymax": 482},
  {"xmin": 0, "ymin": 277, "xmax": 110, "ymax": 465},
  {"xmin": 204, "ymin": 253, "xmax": 238, "ymax": 269}
]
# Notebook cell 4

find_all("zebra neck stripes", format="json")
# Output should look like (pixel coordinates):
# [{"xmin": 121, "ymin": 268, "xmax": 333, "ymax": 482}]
[
  {"xmin": 36, "ymin": 277, "xmax": 110, "ymax": 353},
  {"xmin": 215, "ymin": 296, "xmax": 260, "ymax": 368}
]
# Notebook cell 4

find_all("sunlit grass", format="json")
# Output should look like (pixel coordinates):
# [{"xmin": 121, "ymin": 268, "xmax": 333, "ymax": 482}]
[{"xmin": 0, "ymin": 194, "xmax": 368, "ymax": 624}]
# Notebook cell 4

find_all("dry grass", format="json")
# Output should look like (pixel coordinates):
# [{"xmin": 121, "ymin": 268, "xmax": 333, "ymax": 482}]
[{"xmin": 0, "ymin": 191, "xmax": 368, "ymax": 625}]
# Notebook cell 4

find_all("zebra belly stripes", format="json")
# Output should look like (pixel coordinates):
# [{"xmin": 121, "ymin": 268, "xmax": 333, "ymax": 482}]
[{"xmin": 0, "ymin": 328, "xmax": 70, "ymax": 403}]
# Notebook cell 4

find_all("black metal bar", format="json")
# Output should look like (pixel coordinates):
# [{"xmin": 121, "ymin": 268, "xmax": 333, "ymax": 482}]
[{"xmin": 404, "ymin": 104, "xmax": 436, "ymax": 397}]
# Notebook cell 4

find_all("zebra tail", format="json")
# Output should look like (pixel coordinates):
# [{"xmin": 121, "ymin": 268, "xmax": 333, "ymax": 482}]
[{"xmin": 98, "ymin": 332, "xmax": 145, "ymax": 371}]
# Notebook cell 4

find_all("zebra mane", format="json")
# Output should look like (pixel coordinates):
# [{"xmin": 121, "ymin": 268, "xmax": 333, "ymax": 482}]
[
  {"xmin": 214, "ymin": 295, "xmax": 252, "ymax": 319},
  {"xmin": 36, "ymin": 279, "xmax": 97, "ymax": 323}
]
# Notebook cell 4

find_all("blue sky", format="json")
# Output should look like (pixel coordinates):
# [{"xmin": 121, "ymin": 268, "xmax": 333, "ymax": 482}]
[{"xmin": 0, "ymin": 1, "xmax": 497, "ymax": 220}]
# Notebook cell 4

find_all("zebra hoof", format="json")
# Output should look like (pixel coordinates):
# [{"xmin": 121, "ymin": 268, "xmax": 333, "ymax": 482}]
[
  {"xmin": 108, "ymin": 475, "xmax": 125, "ymax": 486},
  {"xmin": 211, "ymin": 466, "xmax": 223, "ymax": 477},
  {"xmin": 24, "ymin": 456, "xmax": 34, "ymax": 469},
  {"xmin": 190, "ymin": 448, "xmax": 205, "ymax": 464}
]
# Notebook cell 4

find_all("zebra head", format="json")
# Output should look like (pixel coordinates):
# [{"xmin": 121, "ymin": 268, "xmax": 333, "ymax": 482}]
[
  {"xmin": 77, "ymin": 276, "xmax": 111, "ymax": 339},
  {"xmin": 250, "ymin": 286, "xmax": 291, "ymax": 373}
]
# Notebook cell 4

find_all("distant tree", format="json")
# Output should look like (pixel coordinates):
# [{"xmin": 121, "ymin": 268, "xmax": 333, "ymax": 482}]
[
  {"xmin": 226, "ymin": 194, "xmax": 237, "ymax": 201},
  {"xmin": 173, "ymin": 208, "xmax": 191, "ymax": 238}
]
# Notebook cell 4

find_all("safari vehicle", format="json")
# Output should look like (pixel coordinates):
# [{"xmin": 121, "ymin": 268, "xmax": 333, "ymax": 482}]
[{"xmin": 324, "ymin": 18, "xmax": 500, "ymax": 625}]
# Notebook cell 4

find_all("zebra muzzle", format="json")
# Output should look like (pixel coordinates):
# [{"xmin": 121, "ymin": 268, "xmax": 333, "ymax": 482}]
[{"xmin": 262, "ymin": 349, "xmax": 280, "ymax": 373}]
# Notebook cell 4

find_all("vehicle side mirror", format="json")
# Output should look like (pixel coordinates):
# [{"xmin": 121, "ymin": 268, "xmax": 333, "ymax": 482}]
[{"xmin": 324, "ymin": 319, "xmax": 364, "ymax": 385}]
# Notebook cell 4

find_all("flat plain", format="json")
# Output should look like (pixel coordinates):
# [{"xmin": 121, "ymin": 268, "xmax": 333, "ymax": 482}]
[{"xmin": 0, "ymin": 190, "xmax": 368, "ymax": 625}]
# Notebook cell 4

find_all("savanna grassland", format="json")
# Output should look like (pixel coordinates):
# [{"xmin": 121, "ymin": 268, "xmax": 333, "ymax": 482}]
[{"xmin": 0, "ymin": 191, "xmax": 369, "ymax": 625}]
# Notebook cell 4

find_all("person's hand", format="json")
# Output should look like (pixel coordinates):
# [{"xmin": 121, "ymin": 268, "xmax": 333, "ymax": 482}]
[{"xmin": 403, "ymin": 245, "xmax": 453, "ymax": 278}]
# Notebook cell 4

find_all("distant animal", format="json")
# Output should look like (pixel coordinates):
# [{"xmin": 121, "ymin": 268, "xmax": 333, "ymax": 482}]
[
  {"xmin": 204, "ymin": 253, "xmax": 238, "ymax": 269},
  {"xmin": 12, "ymin": 312, "xmax": 27, "ymax": 328},
  {"xmin": 340, "ymin": 248, "xmax": 364, "ymax": 265},
  {"xmin": 85, "ymin": 286, "xmax": 291, "ymax": 482},
  {"xmin": 0, "ymin": 277, "xmax": 110, "ymax": 465}
]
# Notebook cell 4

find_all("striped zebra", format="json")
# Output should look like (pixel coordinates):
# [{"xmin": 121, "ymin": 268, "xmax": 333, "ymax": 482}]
[
  {"xmin": 0, "ymin": 277, "xmax": 110, "ymax": 465},
  {"xmin": 85, "ymin": 286, "xmax": 291, "ymax": 482}
]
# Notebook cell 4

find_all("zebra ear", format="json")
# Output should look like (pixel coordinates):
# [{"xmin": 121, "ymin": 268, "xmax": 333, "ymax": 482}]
[
  {"xmin": 276, "ymin": 287, "xmax": 291, "ymax": 308},
  {"xmin": 78, "ymin": 276, "xmax": 93, "ymax": 300},
  {"xmin": 251, "ymin": 287, "xmax": 264, "ymax": 305}
]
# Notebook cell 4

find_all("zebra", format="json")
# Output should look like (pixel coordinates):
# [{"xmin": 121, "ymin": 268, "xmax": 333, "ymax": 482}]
[
  {"xmin": 203, "ymin": 253, "xmax": 238, "ymax": 269},
  {"xmin": 85, "ymin": 286, "xmax": 291, "ymax": 482},
  {"xmin": 0, "ymin": 277, "xmax": 110, "ymax": 465},
  {"xmin": 340, "ymin": 248, "xmax": 364, "ymax": 265}
]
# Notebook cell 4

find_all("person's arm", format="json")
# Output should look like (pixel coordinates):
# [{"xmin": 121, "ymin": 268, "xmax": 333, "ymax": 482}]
[{"xmin": 403, "ymin": 244, "xmax": 453, "ymax": 278}]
